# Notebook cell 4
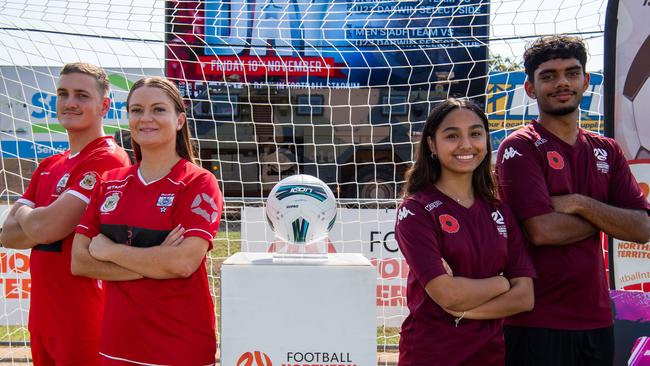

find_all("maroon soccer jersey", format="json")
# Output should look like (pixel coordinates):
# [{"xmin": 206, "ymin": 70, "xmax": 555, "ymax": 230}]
[
  {"xmin": 496, "ymin": 121, "xmax": 650, "ymax": 330},
  {"xmin": 16, "ymin": 136, "xmax": 130, "ymax": 340},
  {"xmin": 76, "ymin": 159, "xmax": 223, "ymax": 366},
  {"xmin": 395, "ymin": 187, "xmax": 535, "ymax": 366}
]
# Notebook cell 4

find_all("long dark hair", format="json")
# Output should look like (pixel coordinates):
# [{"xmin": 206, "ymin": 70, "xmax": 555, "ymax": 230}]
[
  {"xmin": 402, "ymin": 98, "xmax": 496, "ymax": 203},
  {"xmin": 126, "ymin": 76, "xmax": 196, "ymax": 164}
]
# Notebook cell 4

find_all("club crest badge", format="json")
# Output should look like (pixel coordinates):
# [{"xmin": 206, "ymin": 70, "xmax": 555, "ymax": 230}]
[
  {"xmin": 55, "ymin": 174, "xmax": 70, "ymax": 194},
  {"xmin": 100, "ymin": 192, "xmax": 121, "ymax": 213},
  {"xmin": 79, "ymin": 173, "xmax": 97, "ymax": 190},
  {"xmin": 156, "ymin": 193, "xmax": 175, "ymax": 213}
]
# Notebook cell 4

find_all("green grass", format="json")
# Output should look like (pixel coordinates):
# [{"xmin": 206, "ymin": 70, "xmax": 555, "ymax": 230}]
[
  {"xmin": 0, "ymin": 232, "xmax": 402, "ymax": 348},
  {"xmin": 0, "ymin": 326, "xmax": 30, "ymax": 343},
  {"xmin": 32, "ymin": 124, "xmax": 127, "ymax": 134},
  {"xmin": 377, "ymin": 326, "xmax": 400, "ymax": 346}
]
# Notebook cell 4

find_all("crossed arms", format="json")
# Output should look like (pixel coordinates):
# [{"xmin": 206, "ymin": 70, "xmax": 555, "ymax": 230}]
[
  {"xmin": 426, "ymin": 261, "xmax": 534, "ymax": 321},
  {"xmin": 525, "ymin": 194, "xmax": 650, "ymax": 246},
  {"xmin": 71, "ymin": 225, "xmax": 209, "ymax": 281},
  {"xmin": 1, "ymin": 194, "xmax": 88, "ymax": 249}
]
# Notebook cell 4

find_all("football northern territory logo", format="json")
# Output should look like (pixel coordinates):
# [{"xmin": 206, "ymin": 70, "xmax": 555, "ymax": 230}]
[
  {"xmin": 491, "ymin": 209, "xmax": 508, "ymax": 238},
  {"xmin": 237, "ymin": 350, "xmax": 272, "ymax": 366}
]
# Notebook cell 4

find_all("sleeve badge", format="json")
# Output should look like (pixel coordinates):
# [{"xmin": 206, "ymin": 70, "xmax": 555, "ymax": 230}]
[{"xmin": 79, "ymin": 173, "xmax": 97, "ymax": 190}]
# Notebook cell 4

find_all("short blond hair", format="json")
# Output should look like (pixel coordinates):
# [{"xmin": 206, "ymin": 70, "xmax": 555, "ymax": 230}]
[{"xmin": 60, "ymin": 62, "xmax": 110, "ymax": 97}]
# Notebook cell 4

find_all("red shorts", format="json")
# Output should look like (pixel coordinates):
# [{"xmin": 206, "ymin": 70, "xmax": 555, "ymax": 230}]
[{"xmin": 31, "ymin": 335, "xmax": 100, "ymax": 366}]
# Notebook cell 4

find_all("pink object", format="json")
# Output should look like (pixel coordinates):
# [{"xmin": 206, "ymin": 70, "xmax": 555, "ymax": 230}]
[{"xmin": 629, "ymin": 337, "xmax": 650, "ymax": 366}]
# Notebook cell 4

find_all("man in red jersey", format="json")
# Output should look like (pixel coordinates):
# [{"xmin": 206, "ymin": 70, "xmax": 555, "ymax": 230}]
[
  {"xmin": 496, "ymin": 35, "xmax": 650, "ymax": 366},
  {"xmin": 0, "ymin": 62, "xmax": 131, "ymax": 366}
]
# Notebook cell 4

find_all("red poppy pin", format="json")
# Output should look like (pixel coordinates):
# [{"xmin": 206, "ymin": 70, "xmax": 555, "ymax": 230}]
[
  {"xmin": 439, "ymin": 214, "xmax": 460, "ymax": 234},
  {"xmin": 547, "ymin": 151, "xmax": 565, "ymax": 170}
]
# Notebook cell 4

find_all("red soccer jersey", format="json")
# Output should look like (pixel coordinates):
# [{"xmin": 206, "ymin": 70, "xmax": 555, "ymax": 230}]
[
  {"xmin": 76, "ymin": 159, "xmax": 223, "ymax": 366},
  {"xmin": 17, "ymin": 136, "xmax": 130, "ymax": 340},
  {"xmin": 496, "ymin": 121, "xmax": 650, "ymax": 330},
  {"xmin": 395, "ymin": 187, "xmax": 535, "ymax": 366}
]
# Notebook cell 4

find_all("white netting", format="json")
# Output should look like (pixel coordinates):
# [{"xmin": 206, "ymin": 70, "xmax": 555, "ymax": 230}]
[{"xmin": 0, "ymin": 0, "xmax": 606, "ymax": 364}]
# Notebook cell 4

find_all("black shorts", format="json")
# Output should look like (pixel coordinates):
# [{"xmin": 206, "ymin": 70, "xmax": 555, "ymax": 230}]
[{"xmin": 504, "ymin": 325, "xmax": 614, "ymax": 366}]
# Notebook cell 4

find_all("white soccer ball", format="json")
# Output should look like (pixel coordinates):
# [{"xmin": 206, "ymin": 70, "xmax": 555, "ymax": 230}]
[{"xmin": 265, "ymin": 174, "xmax": 337, "ymax": 244}]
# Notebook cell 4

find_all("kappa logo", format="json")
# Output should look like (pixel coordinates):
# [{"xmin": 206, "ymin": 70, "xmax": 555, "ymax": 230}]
[
  {"xmin": 237, "ymin": 351, "xmax": 272, "ymax": 366},
  {"xmin": 191, "ymin": 193, "xmax": 220, "ymax": 223},
  {"xmin": 594, "ymin": 148, "xmax": 608, "ymax": 161},
  {"xmin": 397, "ymin": 207, "xmax": 414, "ymax": 221},
  {"xmin": 55, "ymin": 173, "xmax": 70, "ymax": 194},
  {"xmin": 491, "ymin": 210, "xmax": 505, "ymax": 225},
  {"xmin": 79, "ymin": 173, "xmax": 97, "ymax": 190},
  {"xmin": 100, "ymin": 192, "xmax": 120, "ymax": 213},
  {"xmin": 156, "ymin": 193, "xmax": 175, "ymax": 213},
  {"xmin": 501, "ymin": 147, "xmax": 522, "ymax": 162}
]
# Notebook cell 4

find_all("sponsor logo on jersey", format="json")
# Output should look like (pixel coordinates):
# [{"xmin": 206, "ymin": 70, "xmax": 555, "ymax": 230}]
[
  {"xmin": 100, "ymin": 192, "xmax": 120, "ymax": 213},
  {"xmin": 55, "ymin": 173, "xmax": 70, "ymax": 194},
  {"xmin": 439, "ymin": 214, "xmax": 460, "ymax": 234},
  {"xmin": 594, "ymin": 148, "xmax": 608, "ymax": 161},
  {"xmin": 547, "ymin": 151, "xmax": 565, "ymax": 170},
  {"xmin": 425, "ymin": 200, "xmax": 443, "ymax": 212},
  {"xmin": 491, "ymin": 209, "xmax": 508, "ymax": 238},
  {"xmin": 106, "ymin": 138, "xmax": 117, "ymax": 153},
  {"xmin": 534, "ymin": 138, "xmax": 548, "ymax": 147},
  {"xmin": 157, "ymin": 193, "xmax": 175, "ymax": 213},
  {"xmin": 79, "ymin": 173, "xmax": 97, "ymax": 190},
  {"xmin": 501, "ymin": 147, "xmax": 522, "ymax": 162},
  {"xmin": 191, "ymin": 193, "xmax": 220, "ymax": 223},
  {"xmin": 397, "ymin": 207, "xmax": 414, "ymax": 221},
  {"xmin": 107, "ymin": 181, "xmax": 129, "ymax": 191},
  {"xmin": 237, "ymin": 350, "xmax": 272, "ymax": 366}
]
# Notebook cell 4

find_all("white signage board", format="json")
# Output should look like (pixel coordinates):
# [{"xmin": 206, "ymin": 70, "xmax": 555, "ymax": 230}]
[
  {"xmin": 613, "ymin": 162, "xmax": 650, "ymax": 289},
  {"xmin": 0, "ymin": 205, "xmax": 30, "ymax": 326},
  {"xmin": 221, "ymin": 252, "xmax": 376, "ymax": 366}
]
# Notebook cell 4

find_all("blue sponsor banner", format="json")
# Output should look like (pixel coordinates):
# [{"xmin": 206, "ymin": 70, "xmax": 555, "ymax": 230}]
[
  {"xmin": 487, "ymin": 71, "xmax": 604, "ymax": 150},
  {"xmin": 0, "ymin": 141, "xmax": 68, "ymax": 158},
  {"xmin": 170, "ymin": 0, "xmax": 489, "ymax": 91}
]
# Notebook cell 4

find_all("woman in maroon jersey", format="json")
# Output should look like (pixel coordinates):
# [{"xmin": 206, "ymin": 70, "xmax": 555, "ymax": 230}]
[
  {"xmin": 72, "ymin": 77, "xmax": 222, "ymax": 365},
  {"xmin": 395, "ymin": 98, "xmax": 535, "ymax": 366}
]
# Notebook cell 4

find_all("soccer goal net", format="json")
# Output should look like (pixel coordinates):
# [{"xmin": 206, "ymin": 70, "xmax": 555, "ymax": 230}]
[{"xmin": 0, "ymin": 0, "xmax": 606, "ymax": 363}]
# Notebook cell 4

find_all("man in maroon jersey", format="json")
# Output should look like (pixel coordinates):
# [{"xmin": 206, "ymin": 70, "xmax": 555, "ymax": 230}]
[
  {"xmin": 0, "ymin": 63, "xmax": 131, "ymax": 366},
  {"xmin": 496, "ymin": 35, "xmax": 650, "ymax": 366}
]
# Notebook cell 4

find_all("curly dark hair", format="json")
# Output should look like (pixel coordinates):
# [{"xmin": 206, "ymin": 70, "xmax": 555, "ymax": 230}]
[{"xmin": 524, "ymin": 35, "xmax": 588, "ymax": 81}]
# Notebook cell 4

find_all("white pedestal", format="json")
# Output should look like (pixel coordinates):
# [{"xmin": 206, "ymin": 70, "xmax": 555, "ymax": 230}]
[{"xmin": 221, "ymin": 252, "xmax": 377, "ymax": 366}]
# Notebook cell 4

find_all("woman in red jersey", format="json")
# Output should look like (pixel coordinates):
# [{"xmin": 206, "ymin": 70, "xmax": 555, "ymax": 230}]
[
  {"xmin": 72, "ymin": 77, "xmax": 222, "ymax": 366},
  {"xmin": 395, "ymin": 98, "xmax": 535, "ymax": 366}
]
